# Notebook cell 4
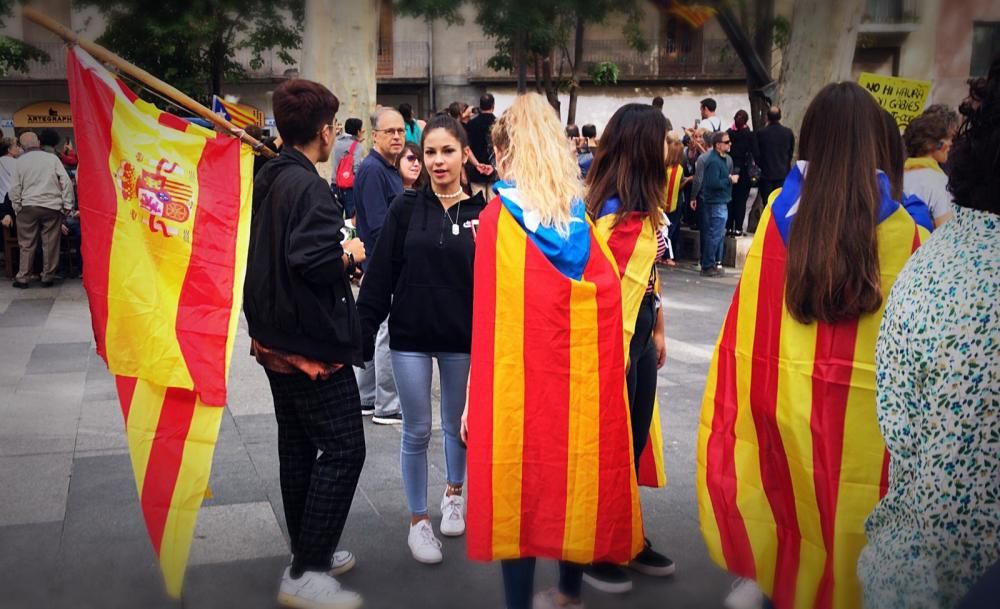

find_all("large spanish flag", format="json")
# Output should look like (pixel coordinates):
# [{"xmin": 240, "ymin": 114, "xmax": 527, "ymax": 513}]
[
  {"xmin": 696, "ymin": 163, "xmax": 928, "ymax": 609},
  {"xmin": 68, "ymin": 46, "xmax": 253, "ymax": 596},
  {"xmin": 593, "ymin": 202, "xmax": 667, "ymax": 488},
  {"xmin": 467, "ymin": 189, "xmax": 644, "ymax": 564}
]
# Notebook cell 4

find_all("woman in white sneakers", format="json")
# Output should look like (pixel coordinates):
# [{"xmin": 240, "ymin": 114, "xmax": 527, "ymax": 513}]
[{"xmin": 357, "ymin": 115, "xmax": 486, "ymax": 564}]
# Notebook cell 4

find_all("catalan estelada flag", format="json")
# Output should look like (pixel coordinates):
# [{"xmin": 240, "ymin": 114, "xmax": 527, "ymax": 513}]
[
  {"xmin": 67, "ymin": 46, "xmax": 253, "ymax": 597},
  {"xmin": 212, "ymin": 95, "xmax": 265, "ymax": 130},
  {"xmin": 467, "ymin": 185, "xmax": 644, "ymax": 564},
  {"xmin": 696, "ymin": 163, "xmax": 928, "ymax": 609},
  {"xmin": 593, "ymin": 202, "xmax": 667, "ymax": 488},
  {"xmin": 668, "ymin": 2, "xmax": 717, "ymax": 28}
]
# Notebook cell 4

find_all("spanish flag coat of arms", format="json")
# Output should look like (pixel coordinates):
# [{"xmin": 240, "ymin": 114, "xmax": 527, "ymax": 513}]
[{"xmin": 67, "ymin": 46, "xmax": 253, "ymax": 597}]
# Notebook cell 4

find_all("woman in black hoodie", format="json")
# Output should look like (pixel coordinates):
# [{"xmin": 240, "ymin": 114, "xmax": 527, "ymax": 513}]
[{"xmin": 356, "ymin": 115, "xmax": 486, "ymax": 565}]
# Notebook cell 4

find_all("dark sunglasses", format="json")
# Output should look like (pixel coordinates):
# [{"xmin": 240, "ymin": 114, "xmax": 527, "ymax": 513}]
[{"xmin": 403, "ymin": 154, "xmax": 420, "ymax": 163}]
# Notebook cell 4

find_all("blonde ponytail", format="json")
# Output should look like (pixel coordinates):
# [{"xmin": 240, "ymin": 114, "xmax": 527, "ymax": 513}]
[{"xmin": 491, "ymin": 93, "xmax": 583, "ymax": 233}]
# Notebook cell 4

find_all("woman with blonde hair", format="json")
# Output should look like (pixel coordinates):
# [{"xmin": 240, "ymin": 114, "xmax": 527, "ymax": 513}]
[{"xmin": 462, "ymin": 93, "xmax": 644, "ymax": 609}]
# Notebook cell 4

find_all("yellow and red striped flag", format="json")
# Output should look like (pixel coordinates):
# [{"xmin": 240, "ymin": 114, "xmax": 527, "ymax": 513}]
[
  {"xmin": 696, "ymin": 165, "xmax": 928, "ymax": 609},
  {"xmin": 67, "ymin": 46, "xmax": 253, "ymax": 597},
  {"xmin": 467, "ymin": 190, "xmax": 644, "ymax": 564},
  {"xmin": 212, "ymin": 95, "xmax": 265, "ymax": 130},
  {"xmin": 593, "ymin": 202, "xmax": 668, "ymax": 488},
  {"xmin": 668, "ymin": 2, "xmax": 717, "ymax": 29}
]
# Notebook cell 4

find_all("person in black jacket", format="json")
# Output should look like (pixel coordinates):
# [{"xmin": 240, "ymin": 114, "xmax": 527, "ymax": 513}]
[
  {"xmin": 356, "ymin": 115, "xmax": 486, "ymax": 566},
  {"xmin": 726, "ymin": 109, "xmax": 760, "ymax": 236},
  {"xmin": 242, "ymin": 79, "xmax": 367, "ymax": 609},
  {"xmin": 755, "ymin": 106, "xmax": 796, "ymax": 212}
]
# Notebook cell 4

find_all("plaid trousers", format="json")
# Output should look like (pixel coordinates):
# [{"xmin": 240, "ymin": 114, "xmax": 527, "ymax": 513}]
[{"xmin": 265, "ymin": 366, "xmax": 366, "ymax": 573}]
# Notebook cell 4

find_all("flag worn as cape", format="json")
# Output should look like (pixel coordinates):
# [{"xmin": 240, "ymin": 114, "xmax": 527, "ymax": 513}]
[
  {"xmin": 68, "ymin": 46, "xmax": 253, "ymax": 597},
  {"xmin": 467, "ymin": 186, "xmax": 644, "ymax": 564},
  {"xmin": 696, "ymin": 162, "xmax": 928, "ymax": 609},
  {"xmin": 593, "ymin": 200, "xmax": 667, "ymax": 488}
]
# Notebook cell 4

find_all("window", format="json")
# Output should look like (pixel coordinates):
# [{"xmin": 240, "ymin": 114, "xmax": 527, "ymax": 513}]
[{"xmin": 971, "ymin": 22, "xmax": 1000, "ymax": 77}]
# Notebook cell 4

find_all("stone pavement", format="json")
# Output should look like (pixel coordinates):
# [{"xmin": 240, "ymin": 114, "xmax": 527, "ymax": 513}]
[{"xmin": 0, "ymin": 265, "xmax": 739, "ymax": 609}]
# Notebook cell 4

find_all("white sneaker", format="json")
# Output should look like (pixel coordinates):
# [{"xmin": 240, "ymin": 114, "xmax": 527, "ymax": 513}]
[
  {"xmin": 533, "ymin": 588, "xmax": 584, "ymax": 609},
  {"xmin": 288, "ymin": 551, "xmax": 356, "ymax": 577},
  {"xmin": 439, "ymin": 493, "xmax": 466, "ymax": 537},
  {"xmin": 277, "ymin": 568, "xmax": 362, "ymax": 609},
  {"xmin": 724, "ymin": 578, "xmax": 765, "ymax": 609},
  {"xmin": 330, "ymin": 550, "xmax": 356, "ymax": 576},
  {"xmin": 407, "ymin": 519, "xmax": 443, "ymax": 564}
]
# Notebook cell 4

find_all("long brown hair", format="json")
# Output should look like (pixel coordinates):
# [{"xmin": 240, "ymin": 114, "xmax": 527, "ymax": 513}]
[
  {"xmin": 584, "ymin": 103, "xmax": 668, "ymax": 228},
  {"xmin": 785, "ymin": 82, "xmax": 885, "ymax": 325}
]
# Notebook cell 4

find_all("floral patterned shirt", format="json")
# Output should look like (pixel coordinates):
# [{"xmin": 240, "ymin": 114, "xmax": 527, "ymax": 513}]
[{"xmin": 859, "ymin": 206, "xmax": 1000, "ymax": 608}]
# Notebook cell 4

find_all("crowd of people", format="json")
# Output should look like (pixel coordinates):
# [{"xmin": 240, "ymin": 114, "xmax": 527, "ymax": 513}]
[
  {"xmin": 0, "ymin": 128, "xmax": 80, "ymax": 287},
  {"xmin": 239, "ymin": 51, "xmax": 998, "ymax": 609}
]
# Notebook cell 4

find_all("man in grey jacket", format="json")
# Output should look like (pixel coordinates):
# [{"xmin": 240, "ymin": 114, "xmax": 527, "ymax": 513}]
[{"xmin": 10, "ymin": 131, "xmax": 74, "ymax": 288}]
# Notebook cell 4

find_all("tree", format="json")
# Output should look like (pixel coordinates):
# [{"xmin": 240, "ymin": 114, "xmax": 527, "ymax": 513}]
[
  {"xmin": 776, "ymin": 0, "xmax": 863, "ymax": 135},
  {"xmin": 300, "ymin": 0, "xmax": 379, "ymax": 180},
  {"xmin": 398, "ymin": 0, "xmax": 644, "ymax": 121},
  {"xmin": 0, "ymin": 1, "xmax": 49, "ymax": 76},
  {"xmin": 78, "ymin": 0, "xmax": 304, "ymax": 104}
]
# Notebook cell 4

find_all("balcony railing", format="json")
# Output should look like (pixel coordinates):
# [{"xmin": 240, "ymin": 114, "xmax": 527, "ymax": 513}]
[
  {"xmin": 2, "ymin": 41, "xmax": 429, "ymax": 81},
  {"xmin": 467, "ymin": 38, "xmax": 743, "ymax": 81},
  {"xmin": 862, "ymin": 0, "xmax": 920, "ymax": 25}
]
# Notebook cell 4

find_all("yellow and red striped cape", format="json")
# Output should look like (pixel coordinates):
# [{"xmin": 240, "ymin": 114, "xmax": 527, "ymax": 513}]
[
  {"xmin": 593, "ymin": 203, "xmax": 667, "ymax": 488},
  {"xmin": 68, "ymin": 46, "xmax": 252, "ymax": 596},
  {"xmin": 467, "ymin": 195, "xmax": 644, "ymax": 564},
  {"xmin": 696, "ymin": 166, "xmax": 928, "ymax": 609}
]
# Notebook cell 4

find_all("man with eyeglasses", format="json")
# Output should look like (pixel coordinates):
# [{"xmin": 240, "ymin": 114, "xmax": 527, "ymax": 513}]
[
  {"xmin": 692, "ymin": 131, "xmax": 739, "ymax": 277},
  {"xmin": 353, "ymin": 106, "xmax": 405, "ymax": 425}
]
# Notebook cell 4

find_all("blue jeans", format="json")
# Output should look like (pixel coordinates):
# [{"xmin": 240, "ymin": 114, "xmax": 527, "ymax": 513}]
[
  {"xmin": 354, "ymin": 320, "xmax": 400, "ymax": 417},
  {"xmin": 699, "ymin": 202, "xmax": 728, "ymax": 270},
  {"xmin": 390, "ymin": 350, "xmax": 470, "ymax": 516},
  {"xmin": 502, "ymin": 559, "xmax": 584, "ymax": 609}
]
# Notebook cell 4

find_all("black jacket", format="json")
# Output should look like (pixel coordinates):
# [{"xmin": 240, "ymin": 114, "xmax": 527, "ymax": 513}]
[
  {"xmin": 756, "ymin": 122, "xmax": 796, "ymax": 181},
  {"xmin": 243, "ymin": 148, "xmax": 362, "ymax": 366},
  {"xmin": 727, "ymin": 126, "xmax": 760, "ymax": 173},
  {"xmin": 357, "ymin": 188, "xmax": 486, "ymax": 357}
]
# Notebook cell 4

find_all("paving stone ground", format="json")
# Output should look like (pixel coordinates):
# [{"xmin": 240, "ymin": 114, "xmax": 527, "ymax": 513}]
[{"xmin": 0, "ymin": 265, "xmax": 739, "ymax": 609}]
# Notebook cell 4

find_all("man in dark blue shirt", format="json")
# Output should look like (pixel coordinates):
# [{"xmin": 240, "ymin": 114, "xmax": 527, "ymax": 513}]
[
  {"xmin": 353, "ymin": 106, "xmax": 405, "ymax": 425},
  {"xmin": 355, "ymin": 107, "xmax": 405, "ymax": 261}
]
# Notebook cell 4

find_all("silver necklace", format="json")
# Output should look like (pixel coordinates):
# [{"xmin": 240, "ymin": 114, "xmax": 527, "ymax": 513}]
[{"xmin": 444, "ymin": 200, "xmax": 463, "ymax": 236}]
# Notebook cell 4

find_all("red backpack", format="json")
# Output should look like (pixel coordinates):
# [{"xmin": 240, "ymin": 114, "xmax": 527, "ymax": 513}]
[{"xmin": 335, "ymin": 141, "xmax": 359, "ymax": 189}]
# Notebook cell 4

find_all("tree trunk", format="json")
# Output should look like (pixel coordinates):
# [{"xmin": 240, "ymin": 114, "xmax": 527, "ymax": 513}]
[
  {"xmin": 714, "ymin": 4, "xmax": 777, "ymax": 130},
  {"xmin": 749, "ymin": 0, "xmax": 775, "ymax": 129},
  {"xmin": 208, "ymin": 34, "xmax": 226, "ymax": 98},
  {"xmin": 515, "ymin": 29, "xmax": 528, "ymax": 93},
  {"xmin": 777, "ymin": 0, "xmax": 863, "ymax": 138},
  {"xmin": 542, "ymin": 53, "xmax": 559, "ymax": 115},
  {"xmin": 534, "ymin": 54, "xmax": 543, "ymax": 94},
  {"xmin": 301, "ymin": 0, "xmax": 379, "ymax": 180},
  {"xmin": 566, "ymin": 15, "xmax": 585, "ymax": 126}
]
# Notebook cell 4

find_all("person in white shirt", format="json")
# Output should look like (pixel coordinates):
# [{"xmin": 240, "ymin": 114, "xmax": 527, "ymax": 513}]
[
  {"xmin": 0, "ymin": 136, "xmax": 21, "ymax": 228},
  {"xmin": 903, "ymin": 112, "xmax": 954, "ymax": 227},
  {"xmin": 699, "ymin": 98, "xmax": 724, "ymax": 133},
  {"xmin": 9, "ymin": 131, "xmax": 75, "ymax": 288}
]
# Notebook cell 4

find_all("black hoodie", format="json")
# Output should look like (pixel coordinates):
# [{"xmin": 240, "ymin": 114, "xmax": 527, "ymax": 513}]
[
  {"xmin": 243, "ymin": 147, "xmax": 362, "ymax": 366},
  {"xmin": 357, "ymin": 187, "xmax": 486, "ymax": 356}
]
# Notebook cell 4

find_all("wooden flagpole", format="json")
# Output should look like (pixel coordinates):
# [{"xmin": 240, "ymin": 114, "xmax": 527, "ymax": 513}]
[{"xmin": 22, "ymin": 6, "xmax": 277, "ymax": 158}]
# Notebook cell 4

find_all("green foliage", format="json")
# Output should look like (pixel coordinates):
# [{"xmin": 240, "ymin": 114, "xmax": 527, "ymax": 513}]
[
  {"xmin": 772, "ymin": 15, "xmax": 790, "ymax": 51},
  {"xmin": 76, "ymin": 0, "xmax": 304, "ymax": 104},
  {"xmin": 0, "ymin": 0, "xmax": 50, "ymax": 75},
  {"xmin": 588, "ymin": 61, "xmax": 618, "ymax": 85}
]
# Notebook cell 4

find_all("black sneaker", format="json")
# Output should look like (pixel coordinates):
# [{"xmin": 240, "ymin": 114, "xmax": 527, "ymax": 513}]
[
  {"xmin": 40, "ymin": 280, "xmax": 54, "ymax": 288},
  {"xmin": 372, "ymin": 412, "xmax": 403, "ymax": 425},
  {"xmin": 360, "ymin": 404, "xmax": 375, "ymax": 416},
  {"xmin": 582, "ymin": 563, "xmax": 632, "ymax": 594},
  {"xmin": 11, "ymin": 280, "xmax": 27, "ymax": 289},
  {"xmin": 700, "ymin": 268, "xmax": 716, "ymax": 277},
  {"xmin": 629, "ymin": 539, "xmax": 676, "ymax": 577}
]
